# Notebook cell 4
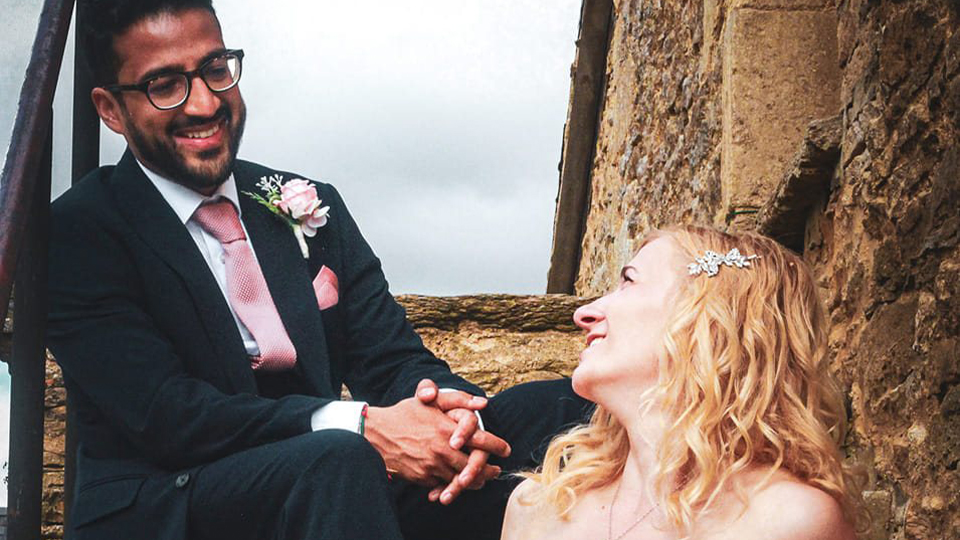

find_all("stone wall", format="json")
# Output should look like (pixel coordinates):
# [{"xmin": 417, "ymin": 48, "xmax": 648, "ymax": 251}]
[
  {"xmin": 2, "ymin": 307, "xmax": 66, "ymax": 539},
  {"xmin": 576, "ymin": 0, "xmax": 724, "ymax": 294},
  {"xmin": 564, "ymin": 0, "xmax": 960, "ymax": 538},
  {"xmin": 398, "ymin": 294, "xmax": 586, "ymax": 393},
  {"xmin": 18, "ymin": 293, "xmax": 587, "ymax": 538},
  {"xmin": 42, "ymin": 354, "xmax": 64, "ymax": 540},
  {"xmin": 806, "ymin": 2, "xmax": 960, "ymax": 537}
]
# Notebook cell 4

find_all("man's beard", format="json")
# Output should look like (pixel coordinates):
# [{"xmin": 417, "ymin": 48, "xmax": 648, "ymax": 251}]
[{"xmin": 125, "ymin": 102, "xmax": 246, "ymax": 192}]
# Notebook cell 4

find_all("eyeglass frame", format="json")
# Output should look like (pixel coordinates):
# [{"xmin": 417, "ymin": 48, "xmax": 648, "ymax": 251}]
[{"xmin": 102, "ymin": 49, "xmax": 245, "ymax": 111}]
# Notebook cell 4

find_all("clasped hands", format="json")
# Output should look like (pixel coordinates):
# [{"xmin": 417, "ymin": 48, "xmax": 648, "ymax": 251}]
[{"xmin": 364, "ymin": 379, "xmax": 511, "ymax": 505}]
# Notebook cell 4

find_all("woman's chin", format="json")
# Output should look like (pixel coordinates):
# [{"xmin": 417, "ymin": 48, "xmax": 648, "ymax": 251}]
[{"xmin": 571, "ymin": 367, "xmax": 597, "ymax": 402}]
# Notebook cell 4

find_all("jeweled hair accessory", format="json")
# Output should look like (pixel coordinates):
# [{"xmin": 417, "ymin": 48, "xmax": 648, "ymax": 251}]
[{"xmin": 687, "ymin": 248, "xmax": 760, "ymax": 277}]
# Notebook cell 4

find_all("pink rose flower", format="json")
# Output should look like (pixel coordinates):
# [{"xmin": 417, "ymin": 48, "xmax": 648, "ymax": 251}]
[{"xmin": 274, "ymin": 179, "xmax": 329, "ymax": 237}]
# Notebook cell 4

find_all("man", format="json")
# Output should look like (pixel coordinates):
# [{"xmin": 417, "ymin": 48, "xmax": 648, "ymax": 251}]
[{"xmin": 47, "ymin": 1, "xmax": 589, "ymax": 539}]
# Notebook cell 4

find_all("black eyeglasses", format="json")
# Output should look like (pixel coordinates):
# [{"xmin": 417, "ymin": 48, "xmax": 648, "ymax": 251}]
[{"xmin": 104, "ymin": 49, "xmax": 244, "ymax": 110}]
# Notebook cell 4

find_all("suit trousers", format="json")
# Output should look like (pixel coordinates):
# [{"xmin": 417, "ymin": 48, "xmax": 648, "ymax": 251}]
[{"xmin": 185, "ymin": 379, "xmax": 592, "ymax": 540}]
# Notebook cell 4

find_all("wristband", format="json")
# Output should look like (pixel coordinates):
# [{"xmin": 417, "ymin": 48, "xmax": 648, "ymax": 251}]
[{"xmin": 358, "ymin": 403, "xmax": 369, "ymax": 436}]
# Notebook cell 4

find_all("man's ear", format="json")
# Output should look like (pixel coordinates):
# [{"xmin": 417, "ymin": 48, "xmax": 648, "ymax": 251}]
[{"xmin": 91, "ymin": 87, "xmax": 126, "ymax": 135}]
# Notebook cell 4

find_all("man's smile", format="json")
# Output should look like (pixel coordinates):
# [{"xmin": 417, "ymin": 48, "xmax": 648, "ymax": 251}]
[{"xmin": 173, "ymin": 115, "xmax": 227, "ymax": 152}]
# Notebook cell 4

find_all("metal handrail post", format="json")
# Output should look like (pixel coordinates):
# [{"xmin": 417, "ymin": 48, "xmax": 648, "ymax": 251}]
[{"xmin": 7, "ymin": 116, "xmax": 53, "ymax": 540}]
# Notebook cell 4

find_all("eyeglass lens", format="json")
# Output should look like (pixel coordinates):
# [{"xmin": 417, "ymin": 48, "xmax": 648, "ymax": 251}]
[{"xmin": 147, "ymin": 54, "xmax": 242, "ymax": 109}]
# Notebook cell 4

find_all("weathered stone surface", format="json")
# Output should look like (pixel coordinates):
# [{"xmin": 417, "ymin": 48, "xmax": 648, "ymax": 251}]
[
  {"xmin": 397, "ymin": 294, "xmax": 589, "ymax": 393},
  {"xmin": 40, "ymin": 356, "xmax": 66, "ymax": 536},
  {"xmin": 756, "ymin": 115, "xmax": 841, "ymax": 252},
  {"xmin": 41, "ymin": 467, "xmax": 64, "ymax": 537},
  {"xmin": 728, "ymin": 0, "xmax": 834, "ymax": 7},
  {"xmin": 397, "ymin": 294, "xmax": 584, "ymax": 332},
  {"xmin": 808, "ymin": 3, "xmax": 960, "ymax": 537},
  {"xmin": 561, "ymin": 0, "xmax": 960, "ymax": 537},
  {"xmin": 417, "ymin": 325, "xmax": 582, "ymax": 394},
  {"xmin": 576, "ymin": 0, "xmax": 725, "ymax": 295},
  {"xmin": 721, "ymin": 4, "xmax": 840, "ymax": 229}
]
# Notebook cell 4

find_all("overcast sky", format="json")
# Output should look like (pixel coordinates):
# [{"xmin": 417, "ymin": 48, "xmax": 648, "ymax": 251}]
[{"xmin": 1, "ymin": 0, "xmax": 582, "ymax": 506}]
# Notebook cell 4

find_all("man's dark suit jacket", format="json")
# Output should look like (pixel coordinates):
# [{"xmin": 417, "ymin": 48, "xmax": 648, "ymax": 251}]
[{"xmin": 47, "ymin": 150, "xmax": 482, "ymax": 539}]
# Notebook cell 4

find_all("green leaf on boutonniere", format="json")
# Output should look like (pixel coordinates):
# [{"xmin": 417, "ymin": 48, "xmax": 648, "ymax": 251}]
[{"xmin": 241, "ymin": 190, "xmax": 297, "ymax": 227}]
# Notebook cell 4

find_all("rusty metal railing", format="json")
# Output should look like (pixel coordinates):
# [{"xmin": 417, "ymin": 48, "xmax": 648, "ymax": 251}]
[{"xmin": 0, "ymin": 0, "xmax": 76, "ymax": 538}]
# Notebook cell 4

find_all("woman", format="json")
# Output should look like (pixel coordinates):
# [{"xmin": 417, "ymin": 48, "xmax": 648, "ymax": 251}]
[{"xmin": 502, "ymin": 226, "xmax": 863, "ymax": 539}]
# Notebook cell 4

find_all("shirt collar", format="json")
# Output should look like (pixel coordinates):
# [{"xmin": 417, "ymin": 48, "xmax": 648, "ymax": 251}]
[{"xmin": 137, "ymin": 159, "xmax": 241, "ymax": 224}]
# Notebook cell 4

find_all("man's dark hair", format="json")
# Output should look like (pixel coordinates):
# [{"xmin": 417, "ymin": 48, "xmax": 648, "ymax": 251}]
[{"xmin": 81, "ymin": 0, "xmax": 218, "ymax": 86}]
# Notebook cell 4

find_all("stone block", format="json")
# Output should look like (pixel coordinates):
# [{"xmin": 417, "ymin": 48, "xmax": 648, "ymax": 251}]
[
  {"xmin": 756, "ymin": 115, "xmax": 841, "ymax": 251},
  {"xmin": 41, "ymin": 468, "xmax": 65, "ymax": 527},
  {"xmin": 727, "ymin": 0, "xmax": 834, "ymax": 8},
  {"xmin": 397, "ymin": 294, "xmax": 588, "ymax": 393},
  {"xmin": 417, "ymin": 325, "xmax": 582, "ymax": 393},
  {"xmin": 574, "ymin": 0, "xmax": 725, "ymax": 296},
  {"xmin": 862, "ymin": 490, "xmax": 892, "ymax": 540},
  {"xmin": 721, "ymin": 5, "xmax": 840, "ymax": 228}
]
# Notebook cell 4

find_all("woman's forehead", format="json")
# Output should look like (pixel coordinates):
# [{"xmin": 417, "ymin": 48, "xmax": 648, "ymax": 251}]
[{"xmin": 630, "ymin": 236, "xmax": 678, "ymax": 268}]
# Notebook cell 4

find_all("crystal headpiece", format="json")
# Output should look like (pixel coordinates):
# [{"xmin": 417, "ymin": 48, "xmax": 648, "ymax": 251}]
[{"xmin": 687, "ymin": 248, "xmax": 760, "ymax": 277}]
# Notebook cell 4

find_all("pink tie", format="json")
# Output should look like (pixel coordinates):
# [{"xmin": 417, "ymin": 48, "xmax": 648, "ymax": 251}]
[{"xmin": 193, "ymin": 199, "xmax": 297, "ymax": 371}]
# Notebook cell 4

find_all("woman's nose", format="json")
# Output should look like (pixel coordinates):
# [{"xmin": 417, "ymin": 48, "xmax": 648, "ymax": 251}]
[{"xmin": 573, "ymin": 301, "xmax": 604, "ymax": 330}]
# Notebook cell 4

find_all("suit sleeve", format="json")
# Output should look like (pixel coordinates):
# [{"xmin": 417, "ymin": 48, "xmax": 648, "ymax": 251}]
[
  {"xmin": 320, "ymin": 184, "xmax": 485, "ymax": 405},
  {"xmin": 46, "ymin": 192, "xmax": 329, "ymax": 471}
]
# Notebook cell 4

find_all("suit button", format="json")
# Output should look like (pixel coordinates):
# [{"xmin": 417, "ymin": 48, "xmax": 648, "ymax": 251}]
[{"xmin": 175, "ymin": 473, "xmax": 190, "ymax": 489}]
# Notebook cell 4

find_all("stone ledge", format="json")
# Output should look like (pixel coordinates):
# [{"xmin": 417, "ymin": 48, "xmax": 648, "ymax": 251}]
[
  {"xmin": 756, "ymin": 115, "xmax": 841, "ymax": 252},
  {"xmin": 396, "ymin": 294, "xmax": 591, "ymax": 332},
  {"xmin": 396, "ymin": 294, "xmax": 590, "ymax": 393},
  {"xmin": 729, "ymin": 0, "xmax": 834, "ymax": 10}
]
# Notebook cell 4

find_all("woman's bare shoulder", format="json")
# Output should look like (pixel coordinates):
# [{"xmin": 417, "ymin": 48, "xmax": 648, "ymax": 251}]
[
  {"xmin": 502, "ymin": 479, "xmax": 550, "ymax": 540},
  {"xmin": 738, "ymin": 475, "xmax": 856, "ymax": 540}
]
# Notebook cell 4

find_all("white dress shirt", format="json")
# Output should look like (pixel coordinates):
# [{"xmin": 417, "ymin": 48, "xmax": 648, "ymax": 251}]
[{"xmin": 138, "ymin": 161, "xmax": 365, "ymax": 433}]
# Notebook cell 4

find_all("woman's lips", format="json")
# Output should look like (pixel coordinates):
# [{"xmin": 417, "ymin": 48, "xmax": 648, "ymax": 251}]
[{"xmin": 586, "ymin": 334, "xmax": 606, "ymax": 347}]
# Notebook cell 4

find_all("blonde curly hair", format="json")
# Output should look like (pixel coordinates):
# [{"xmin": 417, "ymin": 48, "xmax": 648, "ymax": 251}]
[{"xmin": 523, "ymin": 225, "xmax": 864, "ymax": 536}]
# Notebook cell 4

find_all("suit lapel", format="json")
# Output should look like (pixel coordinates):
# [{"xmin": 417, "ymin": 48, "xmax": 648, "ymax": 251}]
[
  {"xmin": 235, "ymin": 162, "xmax": 335, "ymax": 397},
  {"xmin": 107, "ymin": 150, "xmax": 255, "ymax": 393}
]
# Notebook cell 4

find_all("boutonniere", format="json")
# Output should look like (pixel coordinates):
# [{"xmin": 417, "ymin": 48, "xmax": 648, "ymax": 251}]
[{"xmin": 242, "ymin": 174, "xmax": 330, "ymax": 259}]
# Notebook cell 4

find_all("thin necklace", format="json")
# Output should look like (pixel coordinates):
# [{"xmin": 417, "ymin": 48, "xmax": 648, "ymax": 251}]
[{"xmin": 607, "ymin": 478, "xmax": 658, "ymax": 540}]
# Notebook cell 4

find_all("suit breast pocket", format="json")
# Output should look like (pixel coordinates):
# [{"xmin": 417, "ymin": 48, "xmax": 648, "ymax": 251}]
[{"xmin": 312, "ymin": 265, "xmax": 339, "ymax": 310}]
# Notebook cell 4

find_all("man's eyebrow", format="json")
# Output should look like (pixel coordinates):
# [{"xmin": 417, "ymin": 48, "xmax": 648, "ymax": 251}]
[{"xmin": 136, "ymin": 48, "xmax": 229, "ymax": 83}]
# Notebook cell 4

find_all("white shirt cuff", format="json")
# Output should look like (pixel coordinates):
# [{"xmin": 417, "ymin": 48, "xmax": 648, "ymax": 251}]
[{"xmin": 310, "ymin": 400, "xmax": 369, "ymax": 433}]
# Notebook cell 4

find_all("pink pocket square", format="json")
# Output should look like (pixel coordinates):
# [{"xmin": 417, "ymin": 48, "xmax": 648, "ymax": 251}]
[{"xmin": 312, "ymin": 265, "xmax": 339, "ymax": 310}]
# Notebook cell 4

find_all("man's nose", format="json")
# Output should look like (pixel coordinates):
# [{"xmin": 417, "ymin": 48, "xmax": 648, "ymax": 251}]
[
  {"xmin": 182, "ymin": 76, "xmax": 220, "ymax": 117},
  {"xmin": 573, "ymin": 301, "xmax": 604, "ymax": 330}
]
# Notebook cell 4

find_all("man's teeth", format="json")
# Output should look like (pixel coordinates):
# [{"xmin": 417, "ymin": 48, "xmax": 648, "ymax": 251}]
[{"xmin": 183, "ymin": 124, "xmax": 220, "ymax": 139}]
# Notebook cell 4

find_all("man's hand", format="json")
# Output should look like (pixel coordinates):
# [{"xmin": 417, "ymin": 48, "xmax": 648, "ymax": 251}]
[
  {"xmin": 364, "ymin": 397, "xmax": 470, "ymax": 486},
  {"xmin": 363, "ymin": 385, "xmax": 508, "ymax": 498},
  {"xmin": 416, "ymin": 379, "xmax": 511, "ymax": 505}
]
